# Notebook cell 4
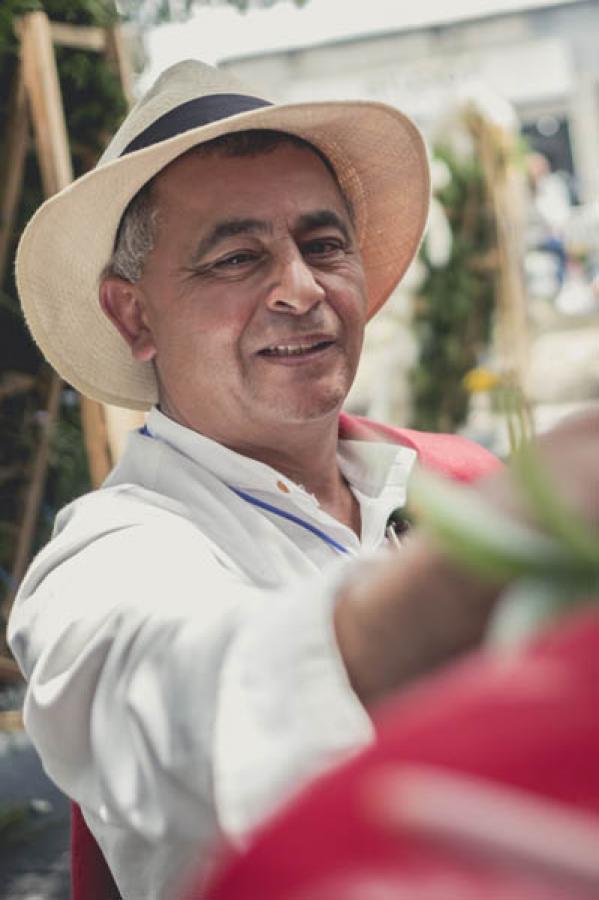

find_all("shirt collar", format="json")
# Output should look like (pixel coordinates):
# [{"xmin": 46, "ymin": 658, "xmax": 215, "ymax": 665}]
[{"xmin": 145, "ymin": 406, "xmax": 416, "ymax": 503}]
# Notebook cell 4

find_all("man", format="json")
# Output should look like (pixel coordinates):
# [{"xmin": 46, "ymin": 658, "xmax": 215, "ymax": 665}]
[{"xmin": 8, "ymin": 60, "xmax": 593, "ymax": 900}]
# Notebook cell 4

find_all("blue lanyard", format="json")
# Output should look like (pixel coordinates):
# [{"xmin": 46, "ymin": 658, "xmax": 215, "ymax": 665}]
[
  {"xmin": 139, "ymin": 425, "xmax": 350, "ymax": 556},
  {"xmin": 229, "ymin": 487, "xmax": 350, "ymax": 556}
]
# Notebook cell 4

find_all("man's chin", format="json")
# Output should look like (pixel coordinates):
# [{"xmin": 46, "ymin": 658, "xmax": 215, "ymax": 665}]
[{"xmin": 260, "ymin": 391, "xmax": 346, "ymax": 426}]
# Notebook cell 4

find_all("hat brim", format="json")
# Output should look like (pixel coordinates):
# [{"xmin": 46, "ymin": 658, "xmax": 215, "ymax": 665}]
[{"xmin": 16, "ymin": 100, "xmax": 429, "ymax": 410}]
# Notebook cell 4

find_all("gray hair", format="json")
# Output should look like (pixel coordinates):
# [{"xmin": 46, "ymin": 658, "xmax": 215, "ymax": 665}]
[
  {"xmin": 102, "ymin": 130, "xmax": 353, "ymax": 284},
  {"xmin": 104, "ymin": 183, "xmax": 158, "ymax": 282}
]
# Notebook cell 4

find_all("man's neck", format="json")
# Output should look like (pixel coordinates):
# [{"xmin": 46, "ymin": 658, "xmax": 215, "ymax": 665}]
[
  {"xmin": 158, "ymin": 404, "xmax": 362, "ymax": 536},
  {"xmin": 235, "ymin": 426, "xmax": 360, "ymax": 535}
]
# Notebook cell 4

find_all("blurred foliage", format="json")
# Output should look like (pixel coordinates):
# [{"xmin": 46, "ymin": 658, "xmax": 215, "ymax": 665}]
[
  {"xmin": 410, "ymin": 144, "xmax": 497, "ymax": 433},
  {"xmin": 0, "ymin": 0, "xmax": 127, "ymax": 612},
  {"xmin": 0, "ymin": 797, "xmax": 63, "ymax": 843},
  {"xmin": 118, "ymin": 0, "xmax": 309, "ymax": 27}
]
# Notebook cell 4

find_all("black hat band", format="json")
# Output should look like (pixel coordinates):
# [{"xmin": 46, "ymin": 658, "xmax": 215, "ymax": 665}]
[{"xmin": 120, "ymin": 94, "xmax": 273, "ymax": 156}]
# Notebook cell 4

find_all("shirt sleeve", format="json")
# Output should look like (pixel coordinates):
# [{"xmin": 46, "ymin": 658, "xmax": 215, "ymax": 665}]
[{"xmin": 7, "ymin": 513, "xmax": 373, "ymax": 852}]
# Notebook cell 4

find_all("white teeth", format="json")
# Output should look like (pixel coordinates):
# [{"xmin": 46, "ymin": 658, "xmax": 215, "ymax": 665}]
[{"xmin": 264, "ymin": 342, "xmax": 325, "ymax": 356}]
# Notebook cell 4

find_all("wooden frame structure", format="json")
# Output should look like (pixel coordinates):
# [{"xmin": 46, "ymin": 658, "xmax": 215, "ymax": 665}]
[{"xmin": 0, "ymin": 11, "xmax": 140, "ymax": 635}]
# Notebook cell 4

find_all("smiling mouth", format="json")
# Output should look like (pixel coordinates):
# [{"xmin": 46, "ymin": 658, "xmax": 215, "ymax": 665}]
[{"xmin": 258, "ymin": 339, "xmax": 335, "ymax": 358}]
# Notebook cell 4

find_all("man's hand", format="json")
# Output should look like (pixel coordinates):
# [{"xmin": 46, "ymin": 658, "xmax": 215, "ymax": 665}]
[{"xmin": 334, "ymin": 409, "xmax": 598, "ymax": 708}]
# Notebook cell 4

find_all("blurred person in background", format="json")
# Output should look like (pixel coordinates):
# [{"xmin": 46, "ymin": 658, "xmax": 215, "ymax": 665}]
[{"xmin": 525, "ymin": 151, "xmax": 571, "ymax": 295}]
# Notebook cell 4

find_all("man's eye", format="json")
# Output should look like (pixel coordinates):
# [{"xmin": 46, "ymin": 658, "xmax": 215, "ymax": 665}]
[
  {"xmin": 302, "ymin": 239, "xmax": 345, "ymax": 258},
  {"xmin": 213, "ymin": 251, "xmax": 259, "ymax": 269}
]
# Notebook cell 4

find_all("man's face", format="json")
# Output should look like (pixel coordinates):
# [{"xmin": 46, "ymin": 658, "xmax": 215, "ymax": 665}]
[{"xmin": 128, "ymin": 143, "xmax": 368, "ymax": 447}]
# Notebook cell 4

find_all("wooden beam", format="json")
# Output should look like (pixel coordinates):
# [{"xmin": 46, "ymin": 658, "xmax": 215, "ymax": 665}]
[
  {"xmin": 0, "ymin": 710, "xmax": 24, "ymax": 731},
  {"xmin": 0, "ymin": 656, "xmax": 22, "ymax": 684},
  {"xmin": 104, "ymin": 405, "xmax": 145, "ymax": 461},
  {"xmin": 2, "ymin": 371, "xmax": 62, "ymax": 622},
  {"xmin": 80, "ymin": 396, "xmax": 112, "ymax": 488},
  {"xmin": 19, "ymin": 10, "xmax": 112, "ymax": 485},
  {"xmin": 19, "ymin": 11, "xmax": 73, "ymax": 196},
  {"xmin": 50, "ymin": 22, "xmax": 106, "ymax": 52},
  {"xmin": 105, "ymin": 26, "xmax": 135, "ymax": 107},
  {"xmin": 0, "ymin": 63, "xmax": 29, "ymax": 286},
  {"xmin": 478, "ymin": 121, "xmax": 530, "ymax": 392}
]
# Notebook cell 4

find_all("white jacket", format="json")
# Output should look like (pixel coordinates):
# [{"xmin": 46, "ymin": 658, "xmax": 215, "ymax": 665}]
[{"xmin": 8, "ymin": 407, "xmax": 416, "ymax": 900}]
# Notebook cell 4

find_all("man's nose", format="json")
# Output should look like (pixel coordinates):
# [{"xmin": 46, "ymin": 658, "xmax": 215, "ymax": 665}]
[{"xmin": 265, "ymin": 248, "xmax": 326, "ymax": 315}]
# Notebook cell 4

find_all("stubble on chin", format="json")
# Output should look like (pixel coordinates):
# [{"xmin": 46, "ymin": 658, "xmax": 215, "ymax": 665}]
[{"xmin": 254, "ymin": 371, "xmax": 352, "ymax": 424}]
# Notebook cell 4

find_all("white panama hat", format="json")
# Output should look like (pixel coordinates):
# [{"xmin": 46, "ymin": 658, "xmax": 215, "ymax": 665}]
[{"xmin": 16, "ymin": 59, "xmax": 430, "ymax": 410}]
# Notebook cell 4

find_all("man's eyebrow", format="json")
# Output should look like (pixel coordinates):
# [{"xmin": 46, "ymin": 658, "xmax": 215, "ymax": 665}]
[
  {"xmin": 295, "ymin": 209, "xmax": 352, "ymax": 243},
  {"xmin": 189, "ymin": 209, "xmax": 352, "ymax": 267},
  {"xmin": 190, "ymin": 218, "xmax": 271, "ymax": 265}
]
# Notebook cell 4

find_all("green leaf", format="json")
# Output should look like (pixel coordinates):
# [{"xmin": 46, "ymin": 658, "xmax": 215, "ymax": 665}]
[{"xmin": 408, "ymin": 467, "xmax": 598, "ymax": 591}]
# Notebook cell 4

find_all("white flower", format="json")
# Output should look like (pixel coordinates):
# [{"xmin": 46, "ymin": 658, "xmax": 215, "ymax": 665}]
[{"xmin": 424, "ymin": 197, "xmax": 453, "ymax": 268}]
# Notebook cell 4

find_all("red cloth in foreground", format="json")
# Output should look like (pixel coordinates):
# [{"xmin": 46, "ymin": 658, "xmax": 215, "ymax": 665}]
[
  {"xmin": 69, "ymin": 417, "xmax": 499, "ymax": 900},
  {"xmin": 196, "ymin": 610, "xmax": 599, "ymax": 900},
  {"xmin": 71, "ymin": 801, "xmax": 120, "ymax": 900}
]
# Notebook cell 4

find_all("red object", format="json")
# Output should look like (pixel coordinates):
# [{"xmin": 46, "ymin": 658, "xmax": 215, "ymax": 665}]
[
  {"xmin": 339, "ymin": 412, "xmax": 501, "ymax": 482},
  {"xmin": 71, "ymin": 801, "xmax": 120, "ymax": 900},
  {"xmin": 69, "ymin": 415, "xmax": 499, "ymax": 899},
  {"xmin": 197, "ymin": 610, "xmax": 599, "ymax": 900}
]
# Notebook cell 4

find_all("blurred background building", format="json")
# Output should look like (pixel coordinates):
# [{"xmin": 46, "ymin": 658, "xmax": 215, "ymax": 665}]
[{"xmin": 218, "ymin": 0, "xmax": 599, "ymax": 205}]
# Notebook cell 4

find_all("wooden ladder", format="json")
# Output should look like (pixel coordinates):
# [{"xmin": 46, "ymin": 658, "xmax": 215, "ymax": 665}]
[{"xmin": 0, "ymin": 10, "xmax": 143, "ymax": 633}]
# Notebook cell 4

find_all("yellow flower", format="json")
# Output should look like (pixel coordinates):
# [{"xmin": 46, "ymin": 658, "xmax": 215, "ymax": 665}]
[{"xmin": 463, "ymin": 367, "xmax": 501, "ymax": 393}]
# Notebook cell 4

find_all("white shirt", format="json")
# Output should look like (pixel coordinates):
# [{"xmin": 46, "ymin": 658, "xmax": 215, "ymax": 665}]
[{"xmin": 8, "ymin": 407, "xmax": 416, "ymax": 900}]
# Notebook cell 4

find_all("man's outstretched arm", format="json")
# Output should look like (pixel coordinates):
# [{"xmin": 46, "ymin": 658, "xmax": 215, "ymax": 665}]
[{"xmin": 334, "ymin": 409, "xmax": 599, "ymax": 707}]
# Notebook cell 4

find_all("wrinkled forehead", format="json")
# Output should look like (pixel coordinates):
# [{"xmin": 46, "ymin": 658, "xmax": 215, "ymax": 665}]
[
  {"xmin": 150, "ymin": 147, "xmax": 355, "ymax": 263},
  {"xmin": 149, "ymin": 134, "xmax": 355, "ymax": 225}
]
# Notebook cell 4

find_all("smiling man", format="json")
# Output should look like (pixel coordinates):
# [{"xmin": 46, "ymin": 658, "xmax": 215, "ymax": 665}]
[
  {"xmin": 100, "ymin": 136, "xmax": 368, "ymax": 531},
  {"xmin": 8, "ymin": 62, "xmax": 506, "ymax": 900}
]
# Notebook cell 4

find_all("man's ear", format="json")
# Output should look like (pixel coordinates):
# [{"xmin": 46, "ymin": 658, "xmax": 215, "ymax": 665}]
[{"xmin": 99, "ymin": 277, "xmax": 156, "ymax": 363}]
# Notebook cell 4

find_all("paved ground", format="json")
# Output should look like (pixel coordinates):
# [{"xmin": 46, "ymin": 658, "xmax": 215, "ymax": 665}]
[{"xmin": 0, "ymin": 729, "xmax": 70, "ymax": 900}]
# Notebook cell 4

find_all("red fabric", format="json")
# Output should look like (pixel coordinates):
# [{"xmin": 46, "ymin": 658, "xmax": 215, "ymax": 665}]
[
  {"xmin": 339, "ymin": 412, "xmax": 501, "ymax": 482},
  {"xmin": 71, "ymin": 801, "xmax": 121, "ymax": 899},
  {"xmin": 69, "ymin": 416, "xmax": 497, "ymax": 899},
  {"xmin": 197, "ymin": 610, "xmax": 599, "ymax": 900}
]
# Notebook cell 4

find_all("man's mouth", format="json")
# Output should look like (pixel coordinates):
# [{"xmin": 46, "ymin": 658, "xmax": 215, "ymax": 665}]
[{"xmin": 258, "ymin": 339, "xmax": 335, "ymax": 358}]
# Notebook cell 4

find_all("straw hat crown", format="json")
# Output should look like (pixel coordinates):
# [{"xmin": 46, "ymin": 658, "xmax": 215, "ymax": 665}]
[{"xmin": 99, "ymin": 60, "xmax": 252, "ymax": 163}]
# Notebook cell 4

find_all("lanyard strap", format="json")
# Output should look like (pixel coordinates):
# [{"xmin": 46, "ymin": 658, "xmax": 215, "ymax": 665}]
[
  {"xmin": 229, "ymin": 487, "xmax": 350, "ymax": 556},
  {"xmin": 139, "ymin": 425, "xmax": 350, "ymax": 556}
]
